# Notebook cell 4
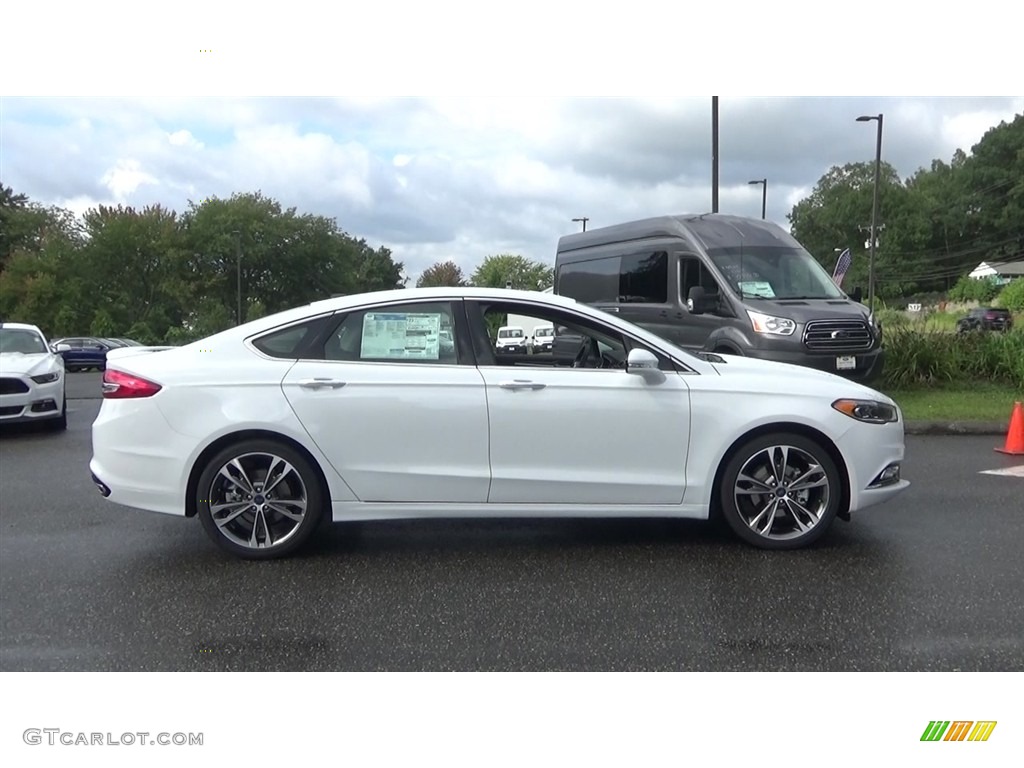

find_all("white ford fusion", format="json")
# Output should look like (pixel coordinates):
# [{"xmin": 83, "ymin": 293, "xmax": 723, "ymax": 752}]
[
  {"xmin": 90, "ymin": 288, "xmax": 909, "ymax": 559},
  {"xmin": 0, "ymin": 322, "xmax": 67, "ymax": 430}
]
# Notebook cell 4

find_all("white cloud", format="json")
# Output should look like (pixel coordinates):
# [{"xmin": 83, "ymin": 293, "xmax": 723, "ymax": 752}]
[
  {"xmin": 168, "ymin": 129, "xmax": 204, "ymax": 149},
  {"xmin": 100, "ymin": 159, "xmax": 158, "ymax": 199}
]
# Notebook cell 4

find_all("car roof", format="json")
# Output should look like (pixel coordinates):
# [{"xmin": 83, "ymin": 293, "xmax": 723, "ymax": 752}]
[
  {"xmin": 0, "ymin": 322, "xmax": 45, "ymax": 333},
  {"xmin": 217, "ymin": 288, "xmax": 579, "ymax": 339}
]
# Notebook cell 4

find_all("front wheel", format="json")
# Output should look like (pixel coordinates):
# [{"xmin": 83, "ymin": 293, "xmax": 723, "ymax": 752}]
[
  {"xmin": 718, "ymin": 433, "xmax": 842, "ymax": 550},
  {"xmin": 196, "ymin": 440, "xmax": 325, "ymax": 559},
  {"xmin": 50, "ymin": 395, "xmax": 67, "ymax": 431}
]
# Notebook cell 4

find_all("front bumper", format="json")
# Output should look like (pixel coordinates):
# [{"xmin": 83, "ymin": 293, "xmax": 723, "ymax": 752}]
[
  {"xmin": 0, "ymin": 378, "xmax": 64, "ymax": 424},
  {"xmin": 742, "ymin": 346, "xmax": 885, "ymax": 383}
]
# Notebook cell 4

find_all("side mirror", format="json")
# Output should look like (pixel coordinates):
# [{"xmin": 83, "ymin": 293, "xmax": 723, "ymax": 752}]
[
  {"xmin": 849, "ymin": 287, "xmax": 863, "ymax": 303},
  {"xmin": 626, "ymin": 348, "xmax": 660, "ymax": 376},
  {"xmin": 687, "ymin": 286, "xmax": 712, "ymax": 315}
]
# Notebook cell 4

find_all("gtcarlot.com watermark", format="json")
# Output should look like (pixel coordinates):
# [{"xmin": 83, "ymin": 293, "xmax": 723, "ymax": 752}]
[{"xmin": 23, "ymin": 728, "xmax": 203, "ymax": 747}]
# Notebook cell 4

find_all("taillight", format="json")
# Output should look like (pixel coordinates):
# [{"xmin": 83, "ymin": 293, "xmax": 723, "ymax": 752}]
[{"xmin": 102, "ymin": 369, "xmax": 162, "ymax": 398}]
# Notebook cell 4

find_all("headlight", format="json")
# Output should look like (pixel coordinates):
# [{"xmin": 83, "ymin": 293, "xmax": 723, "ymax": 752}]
[
  {"xmin": 747, "ymin": 310, "xmax": 795, "ymax": 336},
  {"xmin": 832, "ymin": 398, "xmax": 898, "ymax": 424},
  {"xmin": 31, "ymin": 372, "xmax": 60, "ymax": 384}
]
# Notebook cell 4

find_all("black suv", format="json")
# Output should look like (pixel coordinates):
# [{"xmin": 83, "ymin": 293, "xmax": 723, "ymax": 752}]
[{"xmin": 956, "ymin": 307, "xmax": 1013, "ymax": 333}]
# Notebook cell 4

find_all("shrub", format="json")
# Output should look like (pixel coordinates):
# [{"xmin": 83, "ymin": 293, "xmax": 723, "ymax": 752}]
[
  {"xmin": 882, "ymin": 327, "xmax": 1024, "ymax": 389},
  {"xmin": 948, "ymin": 275, "xmax": 1000, "ymax": 303},
  {"xmin": 998, "ymin": 278, "xmax": 1024, "ymax": 312}
]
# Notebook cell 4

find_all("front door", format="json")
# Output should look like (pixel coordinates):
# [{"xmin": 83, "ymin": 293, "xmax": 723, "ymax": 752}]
[{"xmin": 469, "ymin": 299, "xmax": 691, "ymax": 505}]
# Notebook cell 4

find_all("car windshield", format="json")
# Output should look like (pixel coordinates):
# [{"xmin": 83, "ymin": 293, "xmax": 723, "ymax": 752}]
[
  {"xmin": 499, "ymin": 329, "xmax": 523, "ymax": 338},
  {"xmin": 0, "ymin": 328, "xmax": 48, "ymax": 354},
  {"xmin": 708, "ymin": 246, "xmax": 846, "ymax": 300}
]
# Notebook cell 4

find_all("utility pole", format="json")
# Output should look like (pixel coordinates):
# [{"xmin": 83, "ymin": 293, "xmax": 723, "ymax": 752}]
[
  {"xmin": 233, "ymin": 230, "xmax": 242, "ymax": 325},
  {"xmin": 572, "ymin": 217, "xmax": 589, "ymax": 232}
]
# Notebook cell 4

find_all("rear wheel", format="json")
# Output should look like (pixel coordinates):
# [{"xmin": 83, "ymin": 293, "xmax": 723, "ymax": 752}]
[
  {"xmin": 719, "ymin": 433, "xmax": 841, "ymax": 550},
  {"xmin": 196, "ymin": 440, "xmax": 325, "ymax": 559}
]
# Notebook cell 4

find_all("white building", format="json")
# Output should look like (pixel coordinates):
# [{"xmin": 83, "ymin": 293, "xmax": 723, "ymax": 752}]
[{"xmin": 968, "ymin": 260, "xmax": 1024, "ymax": 285}]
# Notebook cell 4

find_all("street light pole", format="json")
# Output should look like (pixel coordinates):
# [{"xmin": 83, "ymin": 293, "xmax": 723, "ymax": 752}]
[
  {"xmin": 712, "ymin": 96, "xmax": 720, "ymax": 213},
  {"xmin": 747, "ymin": 179, "xmax": 767, "ymax": 220},
  {"xmin": 572, "ymin": 217, "xmax": 589, "ymax": 232},
  {"xmin": 856, "ymin": 113, "xmax": 883, "ymax": 313},
  {"xmin": 233, "ymin": 230, "xmax": 242, "ymax": 325}
]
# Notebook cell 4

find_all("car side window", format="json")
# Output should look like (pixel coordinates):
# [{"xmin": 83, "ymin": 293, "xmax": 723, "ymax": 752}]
[
  {"xmin": 323, "ymin": 302, "xmax": 460, "ymax": 365},
  {"xmin": 251, "ymin": 318, "xmax": 330, "ymax": 359},
  {"xmin": 468, "ymin": 300, "xmax": 674, "ymax": 371}
]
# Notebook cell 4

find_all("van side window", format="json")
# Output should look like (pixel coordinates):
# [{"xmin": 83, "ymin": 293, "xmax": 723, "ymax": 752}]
[
  {"xmin": 556, "ymin": 258, "xmax": 618, "ymax": 303},
  {"xmin": 619, "ymin": 251, "xmax": 667, "ymax": 303},
  {"xmin": 680, "ymin": 257, "xmax": 720, "ymax": 301}
]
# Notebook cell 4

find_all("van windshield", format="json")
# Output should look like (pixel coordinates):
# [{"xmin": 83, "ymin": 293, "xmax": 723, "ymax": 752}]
[{"xmin": 708, "ymin": 247, "xmax": 846, "ymax": 300}]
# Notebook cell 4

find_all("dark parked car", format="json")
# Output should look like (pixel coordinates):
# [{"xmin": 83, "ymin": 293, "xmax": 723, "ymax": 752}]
[
  {"xmin": 51, "ymin": 337, "xmax": 117, "ymax": 371},
  {"xmin": 956, "ymin": 307, "xmax": 1013, "ymax": 333}
]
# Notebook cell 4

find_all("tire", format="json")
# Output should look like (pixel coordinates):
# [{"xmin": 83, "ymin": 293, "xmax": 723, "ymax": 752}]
[
  {"xmin": 196, "ymin": 439, "xmax": 325, "ymax": 559},
  {"xmin": 718, "ymin": 432, "xmax": 842, "ymax": 550},
  {"xmin": 50, "ymin": 395, "xmax": 67, "ymax": 431}
]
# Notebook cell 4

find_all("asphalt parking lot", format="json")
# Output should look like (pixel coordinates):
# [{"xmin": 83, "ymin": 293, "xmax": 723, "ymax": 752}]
[{"xmin": 1, "ymin": 372, "xmax": 1022, "ymax": 671}]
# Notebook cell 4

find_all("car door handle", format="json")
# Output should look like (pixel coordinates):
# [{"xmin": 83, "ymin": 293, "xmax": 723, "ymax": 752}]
[
  {"xmin": 499, "ymin": 380, "xmax": 546, "ymax": 391},
  {"xmin": 297, "ymin": 378, "xmax": 347, "ymax": 390}
]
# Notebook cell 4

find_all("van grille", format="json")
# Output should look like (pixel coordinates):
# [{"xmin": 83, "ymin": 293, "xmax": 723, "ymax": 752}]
[{"xmin": 803, "ymin": 320, "xmax": 873, "ymax": 351}]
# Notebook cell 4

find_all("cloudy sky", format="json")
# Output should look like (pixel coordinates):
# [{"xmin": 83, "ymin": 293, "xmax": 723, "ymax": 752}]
[{"xmin": 3, "ymin": 4, "xmax": 1021, "ymax": 283}]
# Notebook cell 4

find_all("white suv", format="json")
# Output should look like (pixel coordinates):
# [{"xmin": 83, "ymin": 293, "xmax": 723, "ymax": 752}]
[{"xmin": 0, "ymin": 322, "xmax": 67, "ymax": 430}]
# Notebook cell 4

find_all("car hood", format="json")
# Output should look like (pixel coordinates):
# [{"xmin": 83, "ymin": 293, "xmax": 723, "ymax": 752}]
[
  {"xmin": 708, "ymin": 353, "xmax": 892, "ymax": 403},
  {"xmin": 0, "ymin": 352, "xmax": 61, "ymax": 376}
]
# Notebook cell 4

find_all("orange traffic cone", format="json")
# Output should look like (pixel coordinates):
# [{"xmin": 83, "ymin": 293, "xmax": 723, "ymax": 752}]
[{"xmin": 995, "ymin": 401, "xmax": 1024, "ymax": 455}]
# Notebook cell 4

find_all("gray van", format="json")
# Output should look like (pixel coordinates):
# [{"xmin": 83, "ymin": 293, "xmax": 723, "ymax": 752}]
[{"xmin": 553, "ymin": 213, "xmax": 884, "ymax": 382}]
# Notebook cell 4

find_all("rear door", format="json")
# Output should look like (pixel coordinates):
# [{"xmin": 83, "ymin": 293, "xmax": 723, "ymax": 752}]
[{"xmin": 280, "ymin": 299, "xmax": 491, "ymax": 504}]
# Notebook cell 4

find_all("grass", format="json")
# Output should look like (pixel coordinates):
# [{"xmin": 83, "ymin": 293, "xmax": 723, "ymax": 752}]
[{"xmin": 884, "ymin": 385, "xmax": 1024, "ymax": 422}]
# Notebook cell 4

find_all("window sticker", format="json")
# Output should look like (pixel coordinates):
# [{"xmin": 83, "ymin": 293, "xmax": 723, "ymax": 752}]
[
  {"xmin": 738, "ymin": 281, "xmax": 776, "ymax": 298},
  {"xmin": 360, "ymin": 312, "xmax": 442, "ymax": 360}
]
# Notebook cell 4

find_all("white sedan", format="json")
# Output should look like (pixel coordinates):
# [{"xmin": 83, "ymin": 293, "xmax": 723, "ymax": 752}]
[
  {"xmin": 0, "ymin": 322, "xmax": 67, "ymax": 430},
  {"xmin": 90, "ymin": 287, "xmax": 909, "ymax": 559}
]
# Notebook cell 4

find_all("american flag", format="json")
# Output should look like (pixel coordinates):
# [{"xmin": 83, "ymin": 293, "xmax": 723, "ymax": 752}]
[{"xmin": 832, "ymin": 248, "xmax": 852, "ymax": 287}]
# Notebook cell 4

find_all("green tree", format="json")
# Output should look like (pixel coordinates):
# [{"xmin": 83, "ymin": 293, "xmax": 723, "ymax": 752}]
[
  {"xmin": 416, "ymin": 260, "xmax": 467, "ymax": 287},
  {"xmin": 470, "ymin": 254, "xmax": 552, "ymax": 291},
  {"xmin": 0, "ymin": 191, "xmax": 85, "ymax": 334},
  {"xmin": 348, "ymin": 240, "xmax": 406, "ymax": 293},
  {"xmin": 77, "ymin": 203, "xmax": 189, "ymax": 341},
  {"xmin": 90, "ymin": 307, "xmax": 117, "ymax": 337}
]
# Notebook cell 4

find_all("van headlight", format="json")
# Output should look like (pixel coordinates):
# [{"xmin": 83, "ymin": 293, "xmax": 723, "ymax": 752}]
[
  {"xmin": 832, "ymin": 399, "xmax": 899, "ymax": 424},
  {"xmin": 31, "ymin": 372, "xmax": 61, "ymax": 384},
  {"xmin": 747, "ymin": 310, "xmax": 795, "ymax": 336}
]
